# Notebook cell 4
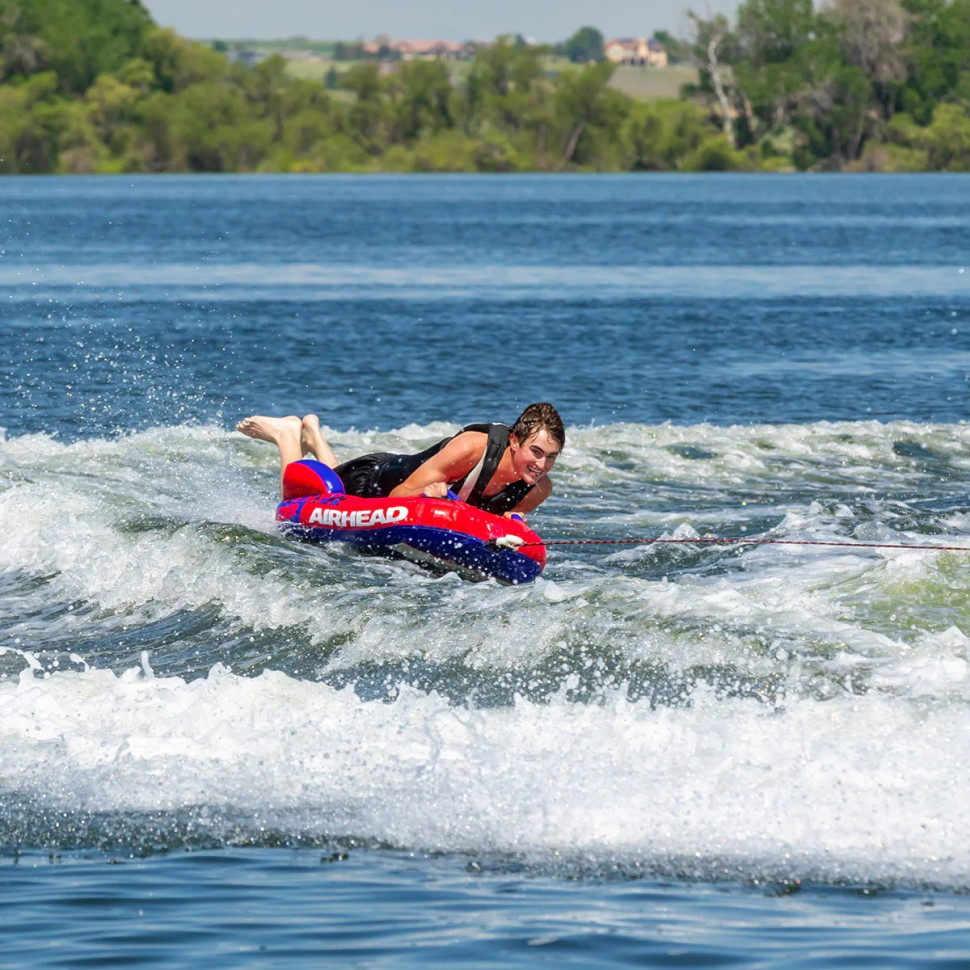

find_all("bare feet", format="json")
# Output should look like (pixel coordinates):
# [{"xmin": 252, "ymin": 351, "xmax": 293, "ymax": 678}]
[
  {"xmin": 236, "ymin": 414, "xmax": 301, "ymax": 445},
  {"xmin": 300, "ymin": 414, "xmax": 339, "ymax": 467},
  {"xmin": 237, "ymin": 415, "xmax": 305, "ymax": 493}
]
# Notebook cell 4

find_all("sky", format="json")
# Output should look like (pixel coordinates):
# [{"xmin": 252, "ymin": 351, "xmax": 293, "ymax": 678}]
[{"xmin": 139, "ymin": 0, "xmax": 735, "ymax": 45}]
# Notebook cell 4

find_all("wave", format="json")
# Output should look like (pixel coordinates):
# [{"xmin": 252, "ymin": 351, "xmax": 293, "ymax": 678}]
[
  {"xmin": 1, "ymin": 662, "xmax": 967, "ymax": 889},
  {"xmin": 2, "ymin": 419, "xmax": 969, "ymax": 884}
]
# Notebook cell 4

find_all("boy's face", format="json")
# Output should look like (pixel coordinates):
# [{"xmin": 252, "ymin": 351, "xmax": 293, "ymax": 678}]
[{"xmin": 510, "ymin": 428, "xmax": 560, "ymax": 484}]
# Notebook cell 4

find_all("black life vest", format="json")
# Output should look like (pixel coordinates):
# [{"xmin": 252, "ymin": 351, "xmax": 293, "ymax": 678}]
[{"xmin": 374, "ymin": 423, "xmax": 534, "ymax": 515}]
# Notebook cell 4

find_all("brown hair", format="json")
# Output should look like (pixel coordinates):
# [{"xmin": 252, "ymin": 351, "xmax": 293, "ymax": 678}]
[{"xmin": 509, "ymin": 403, "xmax": 565, "ymax": 451}]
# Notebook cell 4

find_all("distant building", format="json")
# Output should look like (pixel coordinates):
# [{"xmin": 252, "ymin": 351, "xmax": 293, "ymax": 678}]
[
  {"xmin": 388, "ymin": 39, "xmax": 476, "ymax": 61},
  {"xmin": 604, "ymin": 37, "xmax": 668, "ymax": 68},
  {"xmin": 226, "ymin": 48, "xmax": 268, "ymax": 67}
]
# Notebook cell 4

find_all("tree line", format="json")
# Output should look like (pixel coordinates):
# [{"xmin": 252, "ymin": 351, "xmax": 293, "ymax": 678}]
[
  {"xmin": 0, "ymin": 0, "xmax": 967, "ymax": 174},
  {"xmin": 690, "ymin": 0, "xmax": 970, "ymax": 170}
]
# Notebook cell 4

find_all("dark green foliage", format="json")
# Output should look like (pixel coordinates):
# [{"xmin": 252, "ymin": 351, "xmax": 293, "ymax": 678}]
[
  {"xmin": 0, "ymin": 0, "xmax": 152, "ymax": 93},
  {"xmin": 564, "ymin": 26, "xmax": 605, "ymax": 64},
  {"xmin": 690, "ymin": 0, "xmax": 970, "ymax": 169},
  {"xmin": 1, "ymin": 0, "xmax": 967, "ymax": 173},
  {"xmin": 553, "ymin": 61, "xmax": 626, "ymax": 165},
  {"xmin": 901, "ymin": 0, "xmax": 970, "ymax": 123}
]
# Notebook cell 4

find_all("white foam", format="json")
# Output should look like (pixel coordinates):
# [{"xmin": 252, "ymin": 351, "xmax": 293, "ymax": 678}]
[
  {"xmin": 1, "ymin": 664, "xmax": 967, "ymax": 886},
  {"xmin": 3, "ymin": 419, "xmax": 970, "ymax": 885}
]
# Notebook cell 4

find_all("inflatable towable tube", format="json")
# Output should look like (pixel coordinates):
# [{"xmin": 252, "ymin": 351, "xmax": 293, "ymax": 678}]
[{"xmin": 275, "ymin": 460, "xmax": 546, "ymax": 584}]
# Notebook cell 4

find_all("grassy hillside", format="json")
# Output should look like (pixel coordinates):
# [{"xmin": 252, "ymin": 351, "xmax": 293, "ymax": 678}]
[
  {"xmin": 282, "ymin": 52, "xmax": 698, "ymax": 102},
  {"xmin": 608, "ymin": 64, "xmax": 698, "ymax": 100}
]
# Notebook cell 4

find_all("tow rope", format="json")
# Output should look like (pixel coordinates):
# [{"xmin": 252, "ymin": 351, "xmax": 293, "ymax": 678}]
[{"xmin": 516, "ymin": 536, "xmax": 970, "ymax": 552}]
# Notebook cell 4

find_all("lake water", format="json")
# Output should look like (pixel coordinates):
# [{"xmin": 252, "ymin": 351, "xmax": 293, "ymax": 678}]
[{"xmin": 2, "ymin": 173, "xmax": 970, "ymax": 967}]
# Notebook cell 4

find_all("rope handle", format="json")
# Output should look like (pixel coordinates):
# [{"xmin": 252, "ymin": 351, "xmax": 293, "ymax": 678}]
[{"xmin": 490, "ymin": 534, "xmax": 526, "ymax": 550}]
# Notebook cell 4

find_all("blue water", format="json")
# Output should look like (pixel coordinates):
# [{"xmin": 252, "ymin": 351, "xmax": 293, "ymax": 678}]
[{"xmin": 2, "ymin": 173, "xmax": 970, "ymax": 967}]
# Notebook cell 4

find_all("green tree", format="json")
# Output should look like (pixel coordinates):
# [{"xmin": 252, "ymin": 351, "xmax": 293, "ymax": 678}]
[
  {"xmin": 733, "ymin": 0, "xmax": 820, "ymax": 144},
  {"xmin": 918, "ymin": 102, "xmax": 970, "ymax": 169},
  {"xmin": 794, "ymin": 64, "xmax": 874, "ymax": 167},
  {"xmin": 169, "ymin": 80, "xmax": 258, "ymax": 171},
  {"xmin": 735, "ymin": 0, "xmax": 816, "ymax": 64},
  {"xmin": 342, "ymin": 61, "xmax": 387, "ymax": 155},
  {"xmin": 827, "ymin": 0, "xmax": 911, "ymax": 121},
  {"xmin": 623, "ymin": 99, "xmax": 718, "ymax": 169},
  {"xmin": 900, "ymin": 0, "xmax": 970, "ymax": 123},
  {"xmin": 0, "ymin": 0, "xmax": 152, "ymax": 93},
  {"xmin": 245, "ymin": 54, "xmax": 289, "ymax": 141},
  {"xmin": 564, "ymin": 26, "xmax": 605, "ymax": 63},
  {"xmin": 386, "ymin": 59, "xmax": 453, "ymax": 143},
  {"xmin": 457, "ymin": 38, "xmax": 545, "ymax": 138},
  {"xmin": 0, "ymin": 71, "xmax": 66, "ymax": 172},
  {"xmin": 552, "ymin": 60, "xmax": 626, "ymax": 166},
  {"xmin": 83, "ymin": 72, "xmax": 140, "ymax": 154},
  {"xmin": 117, "ymin": 56, "xmax": 155, "ymax": 93},
  {"xmin": 143, "ymin": 27, "xmax": 225, "ymax": 94}
]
